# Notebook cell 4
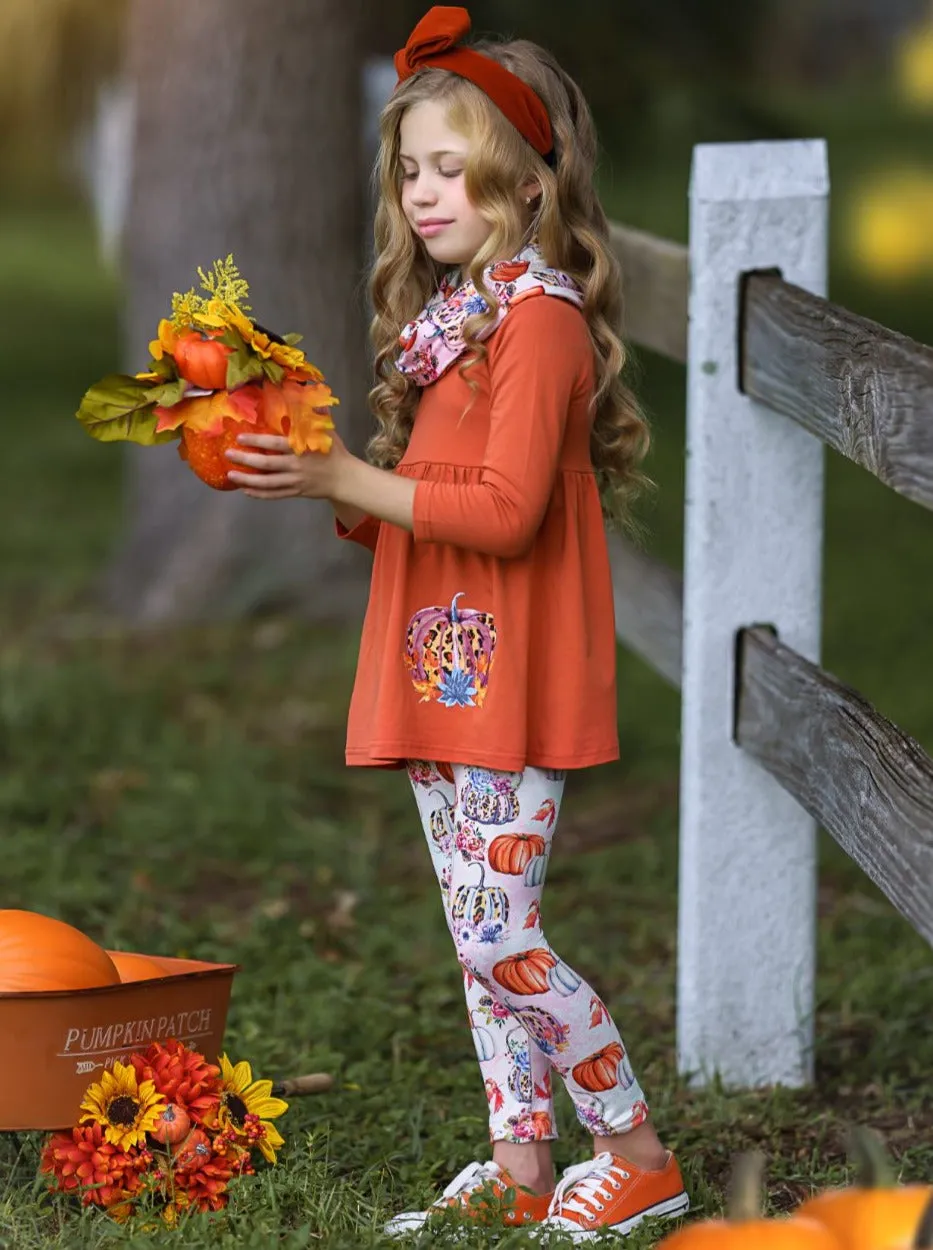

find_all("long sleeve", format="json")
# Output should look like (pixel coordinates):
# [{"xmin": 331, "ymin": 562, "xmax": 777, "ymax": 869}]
[
  {"xmin": 411, "ymin": 297, "xmax": 590, "ymax": 559},
  {"xmin": 335, "ymin": 513, "xmax": 382, "ymax": 554}
]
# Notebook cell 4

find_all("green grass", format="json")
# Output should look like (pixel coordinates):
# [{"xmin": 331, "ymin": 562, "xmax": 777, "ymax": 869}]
[{"xmin": 2, "ymin": 85, "xmax": 933, "ymax": 1246}]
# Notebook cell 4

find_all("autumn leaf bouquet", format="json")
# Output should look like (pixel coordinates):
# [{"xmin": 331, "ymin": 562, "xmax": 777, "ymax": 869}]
[
  {"xmin": 39, "ymin": 1039, "xmax": 288, "ymax": 1224},
  {"xmin": 76, "ymin": 256, "xmax": 338, "ymax": 490}
]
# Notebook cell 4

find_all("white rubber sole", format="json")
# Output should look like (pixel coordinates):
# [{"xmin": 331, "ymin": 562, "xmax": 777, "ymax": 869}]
[
  {"xmin": 538, "ymin": 1190, "xmax": 691, "ymax": 1241},
  {"xmin": 383, "ymin": 1210, "xmax": 435, "ymax": 1237}
]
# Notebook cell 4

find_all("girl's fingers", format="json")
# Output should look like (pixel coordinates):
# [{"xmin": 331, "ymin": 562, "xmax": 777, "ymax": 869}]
[
  {"xmin": 225, "ymin": 449, "xmax": 295, "ymax": 469},
  {"xmin": 242, "ymin": 487, "xmax": 298, "ymax": 499},
  {"xmin": 227, "ymin": 470, "xmax": 300, "ymax": 489},
  {"xmin": 235, "ymin": 433, "xmax": 291, "ymax": 450}
]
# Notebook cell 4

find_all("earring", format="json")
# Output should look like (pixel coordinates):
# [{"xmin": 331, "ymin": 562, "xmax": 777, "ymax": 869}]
[{"xmin": 525, "ymin": 196, "xmax": 532, "ymax": 204}]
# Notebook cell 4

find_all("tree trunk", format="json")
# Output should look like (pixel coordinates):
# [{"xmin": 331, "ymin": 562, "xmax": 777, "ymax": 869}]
[{"xmin": 103, "ymin": 0, "xmax": 371, "ymax": 625}]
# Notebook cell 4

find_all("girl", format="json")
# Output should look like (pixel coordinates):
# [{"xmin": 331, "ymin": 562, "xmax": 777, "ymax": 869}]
[{"xmin": 225, "ymin": 5, "xmax": 689, "ymax": 1239}]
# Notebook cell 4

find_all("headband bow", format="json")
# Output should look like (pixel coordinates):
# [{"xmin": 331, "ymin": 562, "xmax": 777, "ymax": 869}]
[{"xmin": 394, "ymin": 6, "xmax": 554, "ymax": 160}]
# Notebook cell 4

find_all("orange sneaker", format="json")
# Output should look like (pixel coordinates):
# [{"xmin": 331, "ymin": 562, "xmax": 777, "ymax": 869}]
[
  {"xmin": 541, "ymin": 1150, "xmax": 689, "ymax": 1240},
  {"xmin": 383, "ymin": 1159, "xmax": 554, "ymax": 1237}
]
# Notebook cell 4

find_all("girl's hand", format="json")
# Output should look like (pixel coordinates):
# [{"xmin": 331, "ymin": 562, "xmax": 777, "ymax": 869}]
[
  {"xmin": 226, "ymin": 429, "xmax": 419, "ymax": 532},
  {"xmin": 224, "ymin": 432, "xmax": 351, "ymax": 500}
]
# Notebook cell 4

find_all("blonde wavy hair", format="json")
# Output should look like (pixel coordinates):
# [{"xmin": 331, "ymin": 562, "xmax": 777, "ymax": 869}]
[{"xmin": 368, "ymin": 35, "xmax": 653, "ymax": 530}]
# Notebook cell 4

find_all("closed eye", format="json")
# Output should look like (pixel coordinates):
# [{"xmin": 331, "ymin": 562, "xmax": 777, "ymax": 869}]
[{"xmin": 399, "ymin": 168, "xmax": 463, "ymax": 181}]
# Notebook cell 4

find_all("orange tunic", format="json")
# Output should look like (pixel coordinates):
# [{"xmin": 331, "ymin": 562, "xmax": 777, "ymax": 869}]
[{"xmin": 338, "ymin": 294, "xmax": 619, "ymax": 772}]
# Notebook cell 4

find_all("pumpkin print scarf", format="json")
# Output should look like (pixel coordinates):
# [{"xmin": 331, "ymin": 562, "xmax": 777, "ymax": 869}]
[{"xmin": 394, "ymin": 241, "xmax": 585, "ymax": 388}]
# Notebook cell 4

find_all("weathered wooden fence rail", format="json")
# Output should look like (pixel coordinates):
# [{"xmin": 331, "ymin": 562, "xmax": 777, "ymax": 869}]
[{"xmin": 605, "ymin": 138, "xmax": 933, "ymax": 1088}]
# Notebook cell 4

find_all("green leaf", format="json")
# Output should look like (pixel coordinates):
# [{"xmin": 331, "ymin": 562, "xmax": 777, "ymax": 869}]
[
  {"xmin": 283, "ymin": 332, "xmax": 303, "ymax": 346},
  {"xmin": 261, "ymin": 357, "xmax": 285, "ymax": 385},
  {"xmin": 149, "ymin": 356, "xmax": 178, "ymax": 381},
  {"xmin": 75, "ymin": 374, "xmax": 179, "ymax": 445},
  {"xmin": 218, "ymin": 326, "xmax": 244, "ymax": 349},
  {"xmin": 225, "ymin": 343, "xmax": 266, "ymax": 389},
  {"xmin": 146, "ymin": 377, "xmax": 188, "ymax": 407}
]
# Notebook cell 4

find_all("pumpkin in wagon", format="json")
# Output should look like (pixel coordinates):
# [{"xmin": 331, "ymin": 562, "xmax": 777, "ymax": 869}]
[
  {"xmin": 0, "ymin": 910, "xmax": 119, "ymax": 993},
  {"xmin": 106, "ymin": 950, "xmax": 168, "ymax": 982},
  {"xmin": 657, "ymin": 1152, "xmax": 843, "ymax": 1248},
  {"xmin": 797, "ymin": 1128, "xmax": 933, "ymax": 1250}
]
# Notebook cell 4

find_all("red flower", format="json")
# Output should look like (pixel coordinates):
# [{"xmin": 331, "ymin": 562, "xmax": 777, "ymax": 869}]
[
  {"xmin": 130, "ymin": 1040, "xmax": 221, "ymax": 1125},
  {"xmin": 40, "ymin": 1122, "xmax": 149, "ymax": 1209},
  {"xmin": 171, "ymin": 1129, "xmax": 234, "ymax": 1212}
]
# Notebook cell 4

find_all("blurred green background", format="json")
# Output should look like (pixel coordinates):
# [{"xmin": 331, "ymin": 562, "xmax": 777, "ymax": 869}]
[{"xmin": 2, "ymin": 1, "xmax": 933, "ymax": 1246}]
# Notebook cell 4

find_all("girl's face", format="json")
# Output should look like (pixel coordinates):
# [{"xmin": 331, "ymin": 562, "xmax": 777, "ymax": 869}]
[{"xmin": 398, "ymin": 99, "xmax": 493, "ymax": 268}]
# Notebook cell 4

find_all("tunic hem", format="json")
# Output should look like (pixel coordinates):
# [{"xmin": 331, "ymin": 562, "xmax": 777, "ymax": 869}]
[{"xmin": 345, "ymin": 741, "xmax": 620, "ymax": 772}]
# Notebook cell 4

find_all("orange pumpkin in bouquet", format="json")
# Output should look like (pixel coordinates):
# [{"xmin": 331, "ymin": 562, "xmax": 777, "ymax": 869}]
[{"xmin": 76, "ymin": 256, "xmax": 338, "ymax": 490}]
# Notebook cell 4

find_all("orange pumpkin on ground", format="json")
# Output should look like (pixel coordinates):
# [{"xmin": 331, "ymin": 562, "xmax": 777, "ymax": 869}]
[
  {"xmin": 106, "ymin": 950, "xmax": 168, "ymax": 982},
  {"xmin": 0, "ymin": 910, "xmax": 119, "ymax": 992},
  {"xmin": 172, "ymin": 1128, "xmax": 214, "ymax": 1173},
  {"xmin": 172, "ymin": 331, "xmax": 233, "ymax": 390},
  {"xmin": 797, "ymin": 1128, "xmax": 933, "ymax": 1250},
  {"xmin": 488, "ymin": 833, "xmax": 547, "ymax": 875},
  {"xmin": 150, "ymin": 1102, "xmax": 191, "ymax": 1146},
  {"xmin": 572, "ymin": 1042, "xmax": 625, "ymax": 1092},
  {"xmin": 492, "ymin": 948, "xmax": 556, "ymax": 995},
  {"xmin": 658, "ymin": 1152, "xmax": 843, "ymax": 1248}
]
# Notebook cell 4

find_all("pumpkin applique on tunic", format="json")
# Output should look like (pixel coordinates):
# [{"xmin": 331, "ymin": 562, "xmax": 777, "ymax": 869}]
[
  {"xmin": 337, "ymin": 293, "xmax": 621, "ymax": 773},
  {"xmin": 405, "ymin": 592, "xmax": 497, "ymax": 708}
]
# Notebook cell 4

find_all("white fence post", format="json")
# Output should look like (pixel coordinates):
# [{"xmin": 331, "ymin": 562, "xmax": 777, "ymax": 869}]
[{"xmin": 677, "ymin": 140, "xmax": 829, "ymax": 1087}]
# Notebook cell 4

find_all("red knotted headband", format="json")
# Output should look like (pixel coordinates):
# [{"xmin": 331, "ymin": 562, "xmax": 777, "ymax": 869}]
[{"xmin": 394, "ymin": 6, "xmax": 554, "ymax": 162}]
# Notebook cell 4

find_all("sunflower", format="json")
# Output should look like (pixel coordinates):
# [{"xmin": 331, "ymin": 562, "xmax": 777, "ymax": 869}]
[
  {"xmin": 148, "ymin": 317, "xmax": 179, "ymax": 361},
  {"xmin": 214, "ymin": 1054, "xmax": 288, "ymax": 1164},
  {"xmin": 79, "ymin": 1061, "xmax": 166, "ymax": 1150},
  {"xmin": 192, "ymin": 299, "xmax": 325, "ymax": 381}
]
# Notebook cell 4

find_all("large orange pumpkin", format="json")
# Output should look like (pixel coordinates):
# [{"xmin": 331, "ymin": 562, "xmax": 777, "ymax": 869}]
[
  {"xmin": 657, "ymin": 1153, "xmax": 843, "ymax": 1248},
  {"xmin": 488, "ymin": 833, "xmax": 547, "ymax": 875},
  {"xmin": 0, "ymin": 910, "xmax": 120, "ymax": 992},
  {"xmin": 797, "ymin": 1129, "xmax": 933, "ymax": 1250},
  {"xmin": 492, "ymin": 948, "xmax": 556, "ymax": 995},
  {"xmin": 572, "ymin": 1042, "xmax": 626, "ymax": 1093},
  {"xmin": 913, "ymin": 1198, "xmax": 933, "ymax": 1249},
  {"xmin": 180, "ymin": 415, "xmax": 276, "ymax": 490},
  {"xmin": 106, "ymin": 950, "xmax": 168, "ymax": 982}
]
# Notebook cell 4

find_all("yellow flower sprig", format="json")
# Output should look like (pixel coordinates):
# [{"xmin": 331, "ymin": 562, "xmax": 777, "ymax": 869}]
[{"xmin": 170, "ymin": 254, "xmax": 251, "ymax": 332}]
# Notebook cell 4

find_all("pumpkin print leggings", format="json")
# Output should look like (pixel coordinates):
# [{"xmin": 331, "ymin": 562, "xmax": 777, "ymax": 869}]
[{"xmin": 407, "ymin": 761, "xmax": 649, "ymax": 1144}]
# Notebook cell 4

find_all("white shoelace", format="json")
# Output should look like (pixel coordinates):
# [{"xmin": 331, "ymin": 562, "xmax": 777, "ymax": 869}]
[
  {"xmin": 435, "ymin": 1160, "xmax": 504, "ymax": 1208},
  {"xmin": 547, "ymin": 1152, "xmax": 630, "ymax": 1221}
]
